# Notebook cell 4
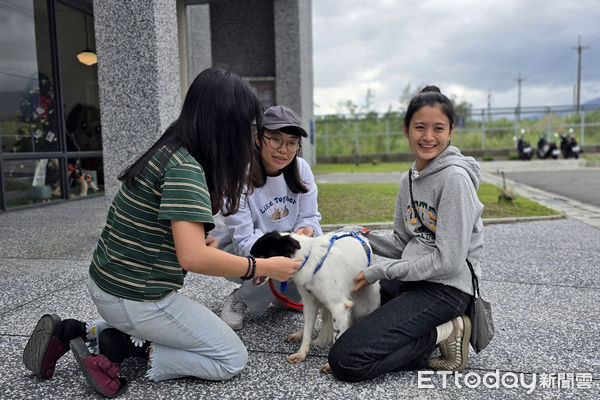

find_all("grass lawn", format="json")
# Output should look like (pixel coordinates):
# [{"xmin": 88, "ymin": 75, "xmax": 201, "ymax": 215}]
[
  {"xmin": 317, "ymin": 182, "xmax": 559, "ymax": 225},
  {"xmin": 583, "ymin": 152, "xmax": 600, "ymax": 161},
  {"xmin": 312, "ymin": 162, "xmax": 413, "ymax": 174}
]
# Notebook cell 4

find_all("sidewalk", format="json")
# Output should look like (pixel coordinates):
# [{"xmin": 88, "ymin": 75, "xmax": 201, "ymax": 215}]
[{"xmin": 0, "ymin": 185, "xmax": 599, "ymax": 398}]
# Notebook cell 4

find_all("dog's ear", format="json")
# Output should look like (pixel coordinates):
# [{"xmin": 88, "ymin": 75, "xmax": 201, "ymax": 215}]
[
  {"xmin": 269, "ymin": 234, "xmax": 301, "ymax": 258},
  {"xmin": 250, "ymin": 231, "xmax": 301, "ymax": 258},
  {"xmin": 250, "ymin": 231, "xmax": 282, "ymax": 258},
  {"xmin": 281, "ymin": 236, "xmax": 301, "ymax": 257}
]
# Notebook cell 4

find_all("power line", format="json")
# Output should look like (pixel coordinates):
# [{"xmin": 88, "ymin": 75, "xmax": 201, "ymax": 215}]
[
  {"xmin": 0, "ymin": 3, "xmax": 34, "ymax": 19},
  {"xmin": 521, "ymin": 30, "xmax": 599, "ymax": 82},
  {"xmin": 0, "ymin": 70, "xmax": 35, "ymax": 81}
]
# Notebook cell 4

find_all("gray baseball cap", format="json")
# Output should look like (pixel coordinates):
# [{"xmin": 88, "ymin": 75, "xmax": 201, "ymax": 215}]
[{"xmin": 262, "ymin": 105, "xmax": 307, "ymax": 137}]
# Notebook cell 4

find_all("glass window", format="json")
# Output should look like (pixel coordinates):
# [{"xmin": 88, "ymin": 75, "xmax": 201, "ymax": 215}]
[
  {"xmin": 0, "ymin": 0, "xmax": 59, "ymax": 153},
  {"xmin": 56, "ymin": 3, "xmax": 101, "ymax": 152},
  {"xmin": 67, "ymin": 156, "xmax": 103, "ymax": 198},
  {"xmin": 3, "ymin": 158, "xmax": 62, "ymax": 208}
]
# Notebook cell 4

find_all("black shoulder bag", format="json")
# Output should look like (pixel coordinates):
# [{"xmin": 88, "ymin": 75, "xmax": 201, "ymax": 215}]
[{"xmin": 409, "ymin": 170, "xmax": 494, "ymax": 353}]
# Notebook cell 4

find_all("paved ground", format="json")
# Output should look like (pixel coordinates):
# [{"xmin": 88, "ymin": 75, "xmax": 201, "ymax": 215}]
[{"xmin": 1, "ymin": 160, "xmax": 599, "ymax": 399}]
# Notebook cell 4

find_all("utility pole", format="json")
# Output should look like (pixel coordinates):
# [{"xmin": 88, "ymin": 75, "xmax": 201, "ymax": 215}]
[
  {"xmin": 572, "ymin": 35, "xmax": 589, "ymax": 113},
  {"xmin": 487, "ymin": 90, "xmax": 492, "ymax": 121},
  {"xmin": 515, "ymin": 72, "xmax": 525, "ymax": 122}
]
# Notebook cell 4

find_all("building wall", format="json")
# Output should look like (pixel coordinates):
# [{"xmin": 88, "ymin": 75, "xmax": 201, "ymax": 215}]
[
  {"xmin": 93, "ymin": 0, "xmax": 182, "ymax": 205},
  {"xmin": 210, "ymin": 0, "xmax": 275, "ymax": 77},
  {"xmin": 274, "ymin": 0, "xmax": 314, "ymax": 164},
  {"xmin": 93, "ymin": 0, "xmax": 313, "ymax": 207},
  {"xmin": 185, "ymin": 4, "xmax": 212, "ymax": 86}
]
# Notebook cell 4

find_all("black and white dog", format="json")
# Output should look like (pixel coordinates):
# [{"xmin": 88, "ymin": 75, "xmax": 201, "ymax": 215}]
[{"xmin": 250, "ymin": 231, "xmax": 380, "ymax": 370}]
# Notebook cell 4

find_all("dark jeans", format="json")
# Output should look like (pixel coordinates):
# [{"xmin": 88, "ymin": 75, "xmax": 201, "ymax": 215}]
[{"xmin": 328, "ymin": 280, "xmax": 471, "ymax": 382}]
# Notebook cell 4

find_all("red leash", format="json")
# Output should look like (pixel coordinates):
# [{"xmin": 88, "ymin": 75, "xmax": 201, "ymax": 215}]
[{"xmin": 268, "ymin": 279, "xmax": 303, "ymax": 310}]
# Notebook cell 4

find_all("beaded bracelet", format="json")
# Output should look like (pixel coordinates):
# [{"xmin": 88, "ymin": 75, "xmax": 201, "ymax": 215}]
[
  {"xmin": 247, "ymin": 255, "xmax": 256, "ymax": 279},
  {"xmin": 241, "ymin": 255, "xmax": 257, "ymax": 280}
]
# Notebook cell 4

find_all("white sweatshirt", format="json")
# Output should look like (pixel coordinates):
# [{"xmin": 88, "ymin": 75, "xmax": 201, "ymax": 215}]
[{"xmin": 214, "ymin": 157, "xmax": 323, "ymax": 256}]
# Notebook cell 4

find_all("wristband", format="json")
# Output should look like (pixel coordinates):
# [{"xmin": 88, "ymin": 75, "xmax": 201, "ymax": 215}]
[
  {"xmin": 241, "ymin": 256, "xmax": 252, "ymax": 280},
  {"xmin": 241, "ymin": 255, "xmax": 257, "ymax": 280},
  {"xmin": 247, "ymin": 255, "xmax": 256, "ymax": 279}
]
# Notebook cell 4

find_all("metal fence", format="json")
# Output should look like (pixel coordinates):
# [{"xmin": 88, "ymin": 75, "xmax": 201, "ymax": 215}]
[{"xmin": 314, "ymin": 104, "xmax": 600, "ymax": 157}]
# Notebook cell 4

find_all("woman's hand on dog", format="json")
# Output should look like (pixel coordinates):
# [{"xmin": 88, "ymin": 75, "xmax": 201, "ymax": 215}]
[
  {"xmin": 205, "ymin": 235, "xmax": 219, "ymax": 248},
  {"xmin": 295, "ymin": 226, "xmax": 315, "ymax": 237},
  {"xmin": 353, "ymin": 271, "xmax": 371, "ymax": 292},
  {"xmin": 259, "ymin": 257, "xmax": 301, "ymax": 282}
]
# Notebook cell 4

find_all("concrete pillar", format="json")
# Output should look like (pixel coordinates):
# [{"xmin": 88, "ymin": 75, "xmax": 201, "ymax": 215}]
[
  {"xmin": 185, "ymin": 4, "xmax": 212, "ymax": 88},
  {"xmin": 274, "ymin": 0, "xmax": 314, "ymax": 164},
  {"xmin": 93, "ymin": 0, "xmax": 182, "ymax": 205}
]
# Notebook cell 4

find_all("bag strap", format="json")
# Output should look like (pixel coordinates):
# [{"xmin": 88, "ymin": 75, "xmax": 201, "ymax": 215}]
[
  {"xmin": 409, "ymin": 169, "xmax": 479, "ymax": 298},
  {"xmin": 466, "ymin": 259, "xmax": 480, "ymax": 298}
]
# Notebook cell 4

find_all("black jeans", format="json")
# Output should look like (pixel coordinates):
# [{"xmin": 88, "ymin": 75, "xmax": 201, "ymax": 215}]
[{"xmin": 328, "ymin": 280, "xmax": 471, "ymax": 382}]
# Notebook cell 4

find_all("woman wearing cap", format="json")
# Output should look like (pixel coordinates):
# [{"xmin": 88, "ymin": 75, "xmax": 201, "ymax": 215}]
[{"xmin": 214, "ymin": 105, "xmax": 323, "ymax": 330}]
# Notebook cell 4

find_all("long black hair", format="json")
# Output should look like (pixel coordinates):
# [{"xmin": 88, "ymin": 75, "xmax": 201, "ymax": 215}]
[
  {"xmin": 118, "ymin": 68, "xmax": 262, "ymax": 216},
  {"xmin": 251, "ymin": 126, "xmax": 308, "ymax": 194},
  {"xmin": 404, "ymin": 85, "xmax": 455, "ymax": 128}
]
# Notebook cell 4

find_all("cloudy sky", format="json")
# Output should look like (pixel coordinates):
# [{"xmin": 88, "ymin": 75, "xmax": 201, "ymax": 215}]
[{"xmin": 312, "ymin": 0, "xmax": 600, "ymax": 114}]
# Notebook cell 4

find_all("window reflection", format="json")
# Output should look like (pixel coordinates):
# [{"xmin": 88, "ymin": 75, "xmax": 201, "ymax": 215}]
[
  {"xmin": 3, "ymin": 158, "xmax": 61, "ymax": 208},
  {"xmin": 67, "ymin": 157, "xmax": 103, "ymax": 198},
  {"xmin": 56, "ymin": 5, "xmax": 101, "ymax": 152},
  {"xmin": 0, "ymin": 0, "xmax": 58, "ymax": 153}
]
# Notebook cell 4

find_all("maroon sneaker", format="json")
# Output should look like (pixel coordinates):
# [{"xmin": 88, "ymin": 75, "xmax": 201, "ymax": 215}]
[
  {"xmin": 70, "ymin": 337, "xmax": 127, "ymax": 398},
  {"xmin": 23, "ymin": 314, "xmax": 68, "ymax": 379}
]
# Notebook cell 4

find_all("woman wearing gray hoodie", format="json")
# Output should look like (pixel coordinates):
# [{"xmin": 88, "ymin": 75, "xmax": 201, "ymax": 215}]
[{"xmin": 328, "ymin": 86, "xmax": 483, "ymax": 381}]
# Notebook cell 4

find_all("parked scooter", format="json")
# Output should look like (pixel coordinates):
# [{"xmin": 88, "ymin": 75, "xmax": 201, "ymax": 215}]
[
  {"xmin": 536, "ymin": 134, "xmax": 560, "ymax": 159},
  {"xmin": 516, "ymin": 135, "xmax": 533, "ymax": 160},
  {"xmin": 559, "ymin": 133, "xmax": 581, "ymax": 159}
]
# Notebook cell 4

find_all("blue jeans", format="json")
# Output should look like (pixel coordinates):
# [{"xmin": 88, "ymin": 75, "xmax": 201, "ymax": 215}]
[
  {"xmin": 88, "ymin": 277, "xmax": 247, "ymax": 381},
  {"xmin": 328, "ymin": 279, "xmax": 471, "ymax": 382}
]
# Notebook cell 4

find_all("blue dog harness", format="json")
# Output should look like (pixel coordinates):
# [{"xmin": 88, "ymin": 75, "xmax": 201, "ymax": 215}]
[
  {"xmin": 281, "ymin": 231, "xmax": 371, "ymax": 292},
  {"xmin": 312, "ymin": 231, "xmax": 371, "ymax": 275}
]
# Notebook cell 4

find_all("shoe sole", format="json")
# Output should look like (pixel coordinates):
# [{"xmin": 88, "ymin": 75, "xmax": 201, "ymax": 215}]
[
  {"xmin": 70, "ymin": 337, "xmax": 128, "ymax": 398},
  {"xmin": 457, "ymin": 315, "xmax": 472, "ymax": 372},
  {"xmin": 23, "ymin": 314, "xmax": 61, "ymax": 379},
  {"xmin": 427, "ymin": 315, "xmax": 472, "ymax": 371}
]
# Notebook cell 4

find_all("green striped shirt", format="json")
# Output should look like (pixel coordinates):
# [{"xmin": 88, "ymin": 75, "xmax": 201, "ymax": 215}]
[{"xmin": 89, "ymin": 146, "xmax": 214, "ymax": 301}]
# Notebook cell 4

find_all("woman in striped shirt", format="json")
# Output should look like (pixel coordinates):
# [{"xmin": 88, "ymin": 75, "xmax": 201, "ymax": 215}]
[{"xmin": 23, "ymin": 68, "xmax": 300, "ymax": 397}]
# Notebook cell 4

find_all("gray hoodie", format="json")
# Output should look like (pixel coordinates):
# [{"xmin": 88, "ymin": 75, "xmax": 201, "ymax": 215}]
[{"xmin": 363, "ymin": 145, "xmax": 483, "ymax": 295}]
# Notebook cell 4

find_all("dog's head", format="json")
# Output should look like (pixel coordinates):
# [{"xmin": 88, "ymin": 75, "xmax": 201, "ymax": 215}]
[{"xmin": 250, "ymin": 231, "xmax": 301, "ymax": 258}]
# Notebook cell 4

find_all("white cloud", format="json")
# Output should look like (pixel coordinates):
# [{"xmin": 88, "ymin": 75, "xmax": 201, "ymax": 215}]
[{"xmin": 313, "ymin": 0, "xmax": 600, "ymax": 114}]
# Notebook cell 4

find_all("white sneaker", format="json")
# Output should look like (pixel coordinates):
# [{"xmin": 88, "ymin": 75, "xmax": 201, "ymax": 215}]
[{"xmin": 220, "ymin": 291, "xmax": 247, "ymax": 331}]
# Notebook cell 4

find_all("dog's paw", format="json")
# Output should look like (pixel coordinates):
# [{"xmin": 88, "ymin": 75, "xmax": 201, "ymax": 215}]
[
  {"xmin": 320, "ymin": 362, "xmax": 332, "ymax": 374},
  {"xmin": 285, "ymin": 331, "xmax": 303, "ymax": 342},
  {"xmin": 287, "ymin": 352, "xmax": 307, "ymax": 364}
]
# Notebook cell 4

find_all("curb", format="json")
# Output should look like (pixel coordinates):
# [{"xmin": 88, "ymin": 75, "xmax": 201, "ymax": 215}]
[
  {"xmin": 321, "ymin": 214, "xmax": 565, "ymax": 232},
  {"xmin": 583, "ymin": 160, "xmax": 600, "ymax": 168}
]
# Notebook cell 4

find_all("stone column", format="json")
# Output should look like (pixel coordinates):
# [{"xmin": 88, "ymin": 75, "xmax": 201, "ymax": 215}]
[
  {"xmin": 274, "ymin": 0, "xmax": 314, "ymax": 165},
  {"xmin": 93, "ymin": 0, "xmax": 182, "ymax": 205},
  {"xmin": 185, "ymin": 4, "xmax": 212, "ymax": 86}
]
